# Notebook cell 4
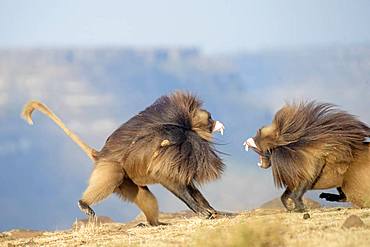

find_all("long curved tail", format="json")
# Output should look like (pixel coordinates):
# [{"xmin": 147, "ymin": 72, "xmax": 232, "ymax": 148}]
[{"xmin": 21, "ymin": 100, "xmax": 97, "ymax": 161}]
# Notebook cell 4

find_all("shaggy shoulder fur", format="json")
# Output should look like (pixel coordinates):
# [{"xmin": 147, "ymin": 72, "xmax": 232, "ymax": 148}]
[
  {"xmin": 271, "ymin": 101, "xmax": 370, "ymax": 189},
  {"xmin": 97, "ymin": 92, "xmax": 224, "ymax": 185}
]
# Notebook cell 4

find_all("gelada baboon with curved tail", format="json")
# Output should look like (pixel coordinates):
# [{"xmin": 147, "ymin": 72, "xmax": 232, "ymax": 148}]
[
  {"xmin": 22, "ymin": 91, "xmax": 225, "ymax": 225},
  {"xmin": 244, "ymin": 101, "xmax": 370, "ymax": 212}
]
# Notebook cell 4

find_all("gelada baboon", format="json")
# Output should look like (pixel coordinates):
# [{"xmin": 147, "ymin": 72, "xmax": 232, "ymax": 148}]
[
  {"xmin": 243, "ymin": 101, "xmax": 370, "ymax": 212},
  {"xmin": 22, "ymin": 91, "xmax": 225, "ymax": 225}
]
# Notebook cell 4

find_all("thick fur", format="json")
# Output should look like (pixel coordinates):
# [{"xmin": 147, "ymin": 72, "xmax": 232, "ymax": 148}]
[
  {"xmin": 97, "ymin": 92, "xmax": 224, "ymax": 185},
  {"xmin": 341, "ymin": 143, "xmax": 370, "ymax": 207},
  {"xmin": 269, "ymin": 102, "xmax": 369, "ymax": 189},
  {"xmin": 22, "ymin": 91, "xmax": 224, "ymax": 225},
  {"xmin": 250, "ymin": 101, "xmax": 370, "ymax": 209}
]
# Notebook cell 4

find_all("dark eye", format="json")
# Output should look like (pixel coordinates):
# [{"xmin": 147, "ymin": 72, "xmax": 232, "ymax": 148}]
[{"xmin": 265, "ymin": 150, "xmax": 271, "ymax": 158}]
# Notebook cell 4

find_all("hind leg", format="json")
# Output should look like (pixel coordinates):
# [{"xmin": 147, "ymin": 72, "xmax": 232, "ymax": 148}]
[
  {"xmin": 115, "ymin": 178, "xmax": 162, "ymax": 226},
  {"xmin": 79, "ymin": 161, "xmax": 124, "ymax": 218},
  {"xmin": 341, "ymin": 147, "xmax": 370, "ymax": 208},
  {"xmin": 320, "ymin": 187, "xmax": 347, "ymax": 202}
]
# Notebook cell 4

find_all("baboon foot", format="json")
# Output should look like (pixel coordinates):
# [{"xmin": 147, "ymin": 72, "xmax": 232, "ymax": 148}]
[
  {"xmin": 135, "ymin": 222, "xmax": 148, "ymax": 228},
  {"xmin": 281, "ymin": 199, "xmax": 295, "ymax": 212},
  {"xmin": 293, "ymin": 207, "xmax": 307, "ymax": 213},
  {"xmin": 284, "ymin": 202, "xmax": 306, "ymax": 213},
  {"xmin": 319, "ymin": 192, "xmax": 346, "ymax": 202},
  {"xmin": 284, "ymin": 203, "xmax": 306, "ymax": 213},
  {"xmin": 148, "ymin": 221, "xmax": 170, "ymax": 227},
  {"xmin": 281, "ymin": 196, "xmax": 306, "ymax": 212},
  {"xmin": 156, "ymin": 221, "xmax": 169, "ymax": 226},
  {"xmin": 78, "ymin": 200, "xmax": 96, "ymax": 218},
  {"xmin": 215, "ymin": 211, "xmax": 238, "ymax": 218},
  {"xmin": 135, "ymin": 222, "xmax": 169, "ymax": 228}
]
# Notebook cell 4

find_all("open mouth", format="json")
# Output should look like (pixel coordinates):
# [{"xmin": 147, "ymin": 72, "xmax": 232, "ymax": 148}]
[
  {"xmin": 257, "ymin": 155, "xmax": 263, "ymax": 167},
  {"xmin": 243, "ymin": 137, "xmax": 264, "ymax": 167}
]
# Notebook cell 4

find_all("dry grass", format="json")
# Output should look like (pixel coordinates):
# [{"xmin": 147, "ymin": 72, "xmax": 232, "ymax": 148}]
[
  {"xmin": 2, "ymin": 208, "xmax": 370, "ymax": 247},
  {"xmin": 192, "ymin": 219, "xmax": 284, "ymax": 247}
]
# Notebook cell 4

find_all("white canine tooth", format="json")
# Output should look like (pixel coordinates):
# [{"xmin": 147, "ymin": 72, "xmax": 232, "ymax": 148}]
[
  {"xmin": 213, "ymin": 121, "xmax": 225, "ymax": 135},
  {"xmin": 258, "ymin": 162, "xmax": 262, "ymax": 167},
  {"xmin": 243, "ymin": 141, "xmax": 249, "ymax": 151},
  {"xmin": 246, "ymin": 138, "xmax": 257, "ymax": 149}
]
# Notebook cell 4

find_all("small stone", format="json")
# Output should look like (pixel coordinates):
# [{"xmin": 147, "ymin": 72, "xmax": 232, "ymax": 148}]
[
  {"xmin": 303, "ymin": 213, "xmax": 310, "ymax": 219},
  {"xmin": 342, "ymin": 215, "xmax": 365, "ymax": 229}
]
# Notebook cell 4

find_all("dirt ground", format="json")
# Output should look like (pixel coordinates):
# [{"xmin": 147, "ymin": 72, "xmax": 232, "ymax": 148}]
[{"xmin": 2, "ymin": 206, "xmax": 370, "ymax": 247}]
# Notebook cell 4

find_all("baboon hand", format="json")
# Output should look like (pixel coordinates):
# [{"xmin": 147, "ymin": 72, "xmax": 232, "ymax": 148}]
[{"xmin": 200, "ymin": 208, "xmax": 217, "ymax": 219}]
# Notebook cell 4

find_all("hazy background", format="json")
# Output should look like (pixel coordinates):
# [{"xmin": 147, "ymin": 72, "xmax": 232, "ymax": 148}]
[{"xmin": 0, "ymin": 0, "xmax": 369, "ymax": 231}]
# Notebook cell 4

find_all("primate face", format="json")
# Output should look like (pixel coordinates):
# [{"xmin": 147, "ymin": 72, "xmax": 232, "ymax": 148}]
[
  {"xmin": 243, "ymin": 124, "xmax": 277, "ymax": 169},
  {"xmin": 191, "ymin": 109, "xmax": 224, "ymax": 142},
  {"xmin": 193, "ymin": 109, "xmax": 224, "ymax": 135}
]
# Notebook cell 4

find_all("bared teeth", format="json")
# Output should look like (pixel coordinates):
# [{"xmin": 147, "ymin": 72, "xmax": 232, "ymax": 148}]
[
  {"xmin": 243, "ymin": 141, "xmax": 249, "ymax": 151},
  {"xmin": 243, "ymin": 137, "xmax": 257, "ymax": 151},
  {"xmin": 247, "ymin": 138, "xmax": 257, "ymax": 148},
  {"xmin": 243, "ymin": 138, "xmax": 264, "ymax": 167},
  {"xmin": 258, "ymin": 155, "xmax": 263, "ymax": 167},
  {"xmin": 213, "ymin": 121, "xmax": 225, "ymax": 135}
]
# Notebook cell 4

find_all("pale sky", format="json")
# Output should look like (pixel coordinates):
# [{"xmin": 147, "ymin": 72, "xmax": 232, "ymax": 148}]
[
  {"xmin": 1, "ymin": 0, "xmax": 370, "ymax": 53},
  {"xmin": 1, "ymin": 0, "xmax": 370, "ymax": 231}
]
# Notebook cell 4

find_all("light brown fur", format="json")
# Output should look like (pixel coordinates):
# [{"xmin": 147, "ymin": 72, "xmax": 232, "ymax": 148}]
[
  {"xmin": 248, "ymin": 101, "xmax": 370, "ymax": 209},
  {"xmin": 22, "ymin": 92, "xmax": 224, "ymax": 225},
  {"xmin": 342, "ymin": 143, "xmax": 370, "ymax": 207},
  {"xmin": 21, "ymin": 101, "xmax": 96, "ymax": 160}
]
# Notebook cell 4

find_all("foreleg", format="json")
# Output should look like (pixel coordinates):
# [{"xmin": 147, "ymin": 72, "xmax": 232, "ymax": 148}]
[{"xmin": 161, "ymin": 181, "xmax": 216, "ymax": 219}]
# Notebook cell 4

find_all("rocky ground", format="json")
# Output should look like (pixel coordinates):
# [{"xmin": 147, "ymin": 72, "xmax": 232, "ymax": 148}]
[{"xmin": 2, "ymin": 199, "xmax": 370, "ymax": 247}]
